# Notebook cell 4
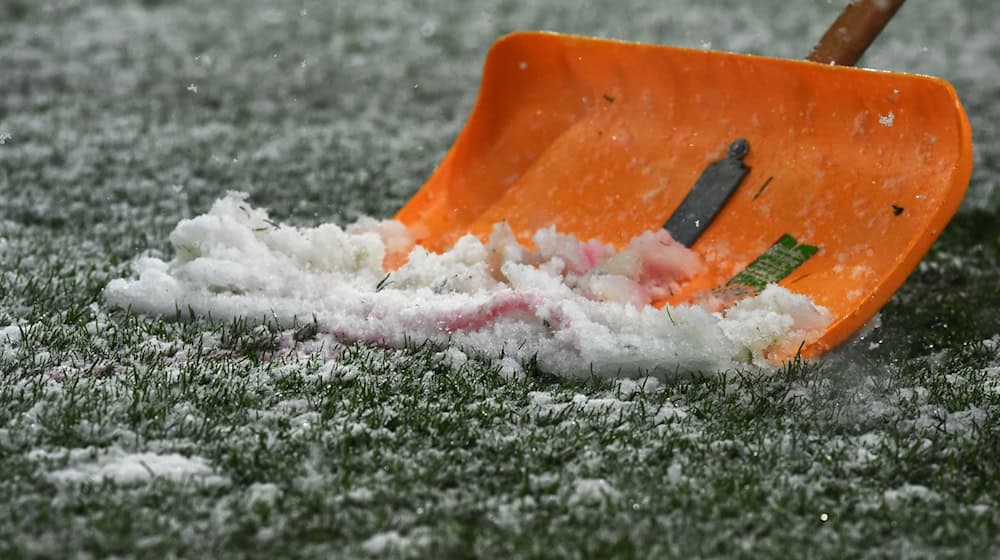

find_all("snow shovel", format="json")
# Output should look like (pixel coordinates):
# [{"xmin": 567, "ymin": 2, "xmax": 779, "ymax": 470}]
[{"xmin": 393, "ymin": 0, "xmax": 973, "ymax": 358}]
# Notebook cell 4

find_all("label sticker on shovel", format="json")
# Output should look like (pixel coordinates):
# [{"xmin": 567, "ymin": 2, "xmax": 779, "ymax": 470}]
[{"xmin": 727, "ymin": 234, "xmax": 819, "ymax": 291}]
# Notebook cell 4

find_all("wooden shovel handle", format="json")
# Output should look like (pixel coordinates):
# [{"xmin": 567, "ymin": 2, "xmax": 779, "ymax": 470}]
[{"xmin": 807, "ymin": 0, "xmax": 906, "ymax": 66}]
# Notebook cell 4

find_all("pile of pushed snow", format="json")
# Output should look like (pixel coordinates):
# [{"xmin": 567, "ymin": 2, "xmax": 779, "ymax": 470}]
[{"xmin": 105, "ymin": 192, "xmax": 830, "ymax": 378}]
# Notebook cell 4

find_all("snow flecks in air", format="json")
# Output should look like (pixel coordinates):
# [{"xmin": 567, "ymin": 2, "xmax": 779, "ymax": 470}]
[{"xmin": 104, "ymin": 192, "xmax": 832, "ymax": 378}]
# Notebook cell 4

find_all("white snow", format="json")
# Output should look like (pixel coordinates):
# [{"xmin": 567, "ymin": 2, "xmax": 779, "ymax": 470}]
[
  {"xmin": 246, "ymin": 482, "xmax": 281, "ymax": 506},
  {"xmin": 104, "ymin": 192, "xmax": 833, "ymax": 378},
  {"xmin": 361, "ymin": 531, "xmax": 406, "ymax": 554},
  {"xmin": 883, "ymin": 484, "xmax": 940, "ymax": 508},
  {"xmin": 0, "ymin": 324, "xmax": 21, "ymax": 346},
  {"xmin": 567, "ymin": 478, "xmax": 621, "ymax": 506},
  {"xmin": 347, "ymin": 487, "xmax": 375, "ymax": 503},
  {"xmin": 615, "ymin": 376, "xmax": 661, "ymax": 396},
  {"xmin": 666, "ymin": 463, "xmax": 685, "ymax": 485},
  {"xmin": 361, "ymin": 529, "xmax": 430, "ymax": 555},
  {"xmin": 0, "ymin": 324, "xmax": 22, "ymax": 361},
  {"xmin": 45, "ymin": 447, "xmax": 222, "ymax": 485}
]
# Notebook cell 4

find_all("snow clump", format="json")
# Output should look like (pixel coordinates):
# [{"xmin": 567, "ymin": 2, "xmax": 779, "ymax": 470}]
[{"xmin": 105, "ymin": 192, "xmax": 831, "ymax": 378}]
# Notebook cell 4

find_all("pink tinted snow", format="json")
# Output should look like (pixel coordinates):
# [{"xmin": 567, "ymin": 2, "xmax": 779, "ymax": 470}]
[
  {"xmin": 105, "ymin": 193, "xmax": 833, "ymax": 375},
  {"xmin": 499, "ymin": 223, "xmax": 703, "ymax": 306},
  {"xmin": 438, "ymin": 292, "xmax": 549, "ymax": 334}
]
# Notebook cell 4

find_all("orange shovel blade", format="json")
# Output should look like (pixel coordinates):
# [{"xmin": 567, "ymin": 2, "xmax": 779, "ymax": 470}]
[{"xmin": 395, "ymin": 32, "xmax": 973, "ymax": 357}]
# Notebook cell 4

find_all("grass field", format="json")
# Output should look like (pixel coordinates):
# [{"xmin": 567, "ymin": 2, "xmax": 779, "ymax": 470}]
[{"xmin": 2, "ymin": 0, "xmax": 999, "ymax": 557}]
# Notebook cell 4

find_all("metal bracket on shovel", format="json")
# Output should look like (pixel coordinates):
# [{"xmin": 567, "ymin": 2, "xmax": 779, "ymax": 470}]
[{"xmin": 663, "ymin": 139, "xmax": 750, "ymax": 247}]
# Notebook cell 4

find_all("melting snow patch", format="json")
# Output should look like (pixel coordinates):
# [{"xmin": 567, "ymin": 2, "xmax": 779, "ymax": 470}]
[
  {"xmin": 44, "ymin": 447, "xmax": 223, "ymax": 486},
  {"xmin": 0, "ymin": 324, "xmax": 21, "ymax": 346},
  {"xmin": 652, "ymin": 400, "xmax": 688, "ymax": 424},
  {"xmin": 883, "ymin": 484, "xmax": 940, "ymax": 508},
  {"xmin": 497, "ymin": 356, "xmax": 525, "ymax": 381},
  {"xmin": 615, "ymin": 376, "xmax": 661, "ymax": 396},
  {"xmin": 438, "ymin": 346, "xmax": 469, "ymax": 371},
  {"xmin": 361, "ymin": 529, "xmax": 430, "ymax": 555},
  {"xmin": 567, "ymin": 478, "xmax": 621, "ymax": 507},
  {"xmin": 665, "ymin": 463, "xmax": 686, "ymax": 485},
  {"xmin": 246, "ymin": 482, "xmax": 281, "ymax": 507},
  {"xmin": 347, "ymin": 487, "xmax": 375, "ymax": 503},
  {"xmin": 983, "ymin": 364, "xmax": 1000, "ymax": 395},
  {"xmin": 847, "ymin": 432, "xmax": 883, "ymax": 469},
  {"xmin": 906, "ymin": 405, "xmax": 987, "ymax": 437},
  {"xmin": 361, "ymin": 531, "xmax": 406, "ymax": 555},
  {"xmin": 105, "ymin": 192, "xmax": 832, "ymax": 378},
  {"xmin": 527, "ymin": 391, "xmax": 675, "ymax": 426},
  {"xmin": 1, "ymin": 324, "xmax": 21, "ymax": 360}
]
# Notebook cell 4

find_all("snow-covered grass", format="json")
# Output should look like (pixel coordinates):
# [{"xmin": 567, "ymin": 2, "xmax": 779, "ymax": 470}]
[{"xmin": 2, "ymin": 0, "xmax": 999, "ymax": 557}]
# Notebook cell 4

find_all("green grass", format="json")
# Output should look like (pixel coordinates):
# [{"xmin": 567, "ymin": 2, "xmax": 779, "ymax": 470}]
[{"xmin": 2, "ymin": 0, "xmax": 999, "ymax": 558}]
